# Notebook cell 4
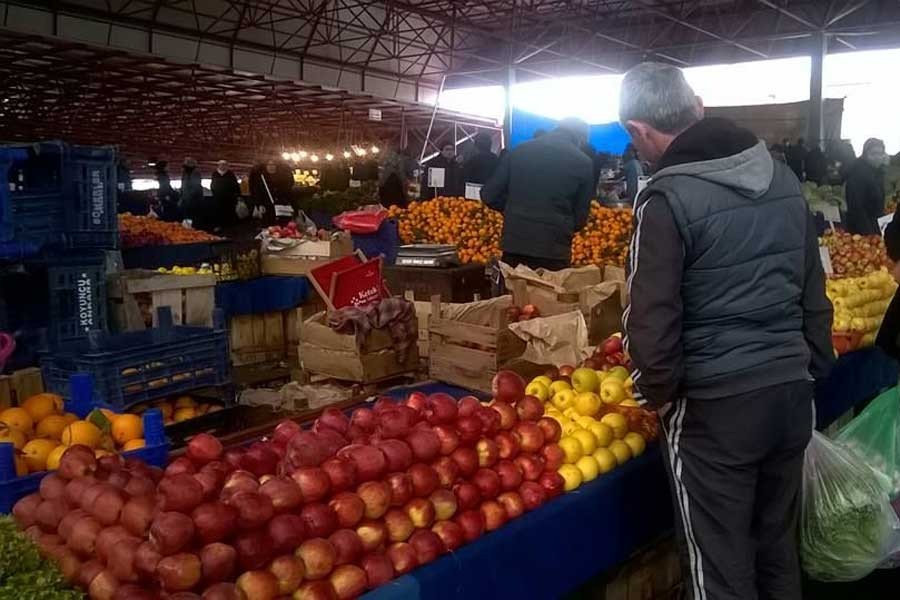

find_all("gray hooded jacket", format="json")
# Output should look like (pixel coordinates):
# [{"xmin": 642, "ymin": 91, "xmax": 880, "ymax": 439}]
[{"xmin": 624, "ymin": 122, "xmax": 834, "ymax": 407}]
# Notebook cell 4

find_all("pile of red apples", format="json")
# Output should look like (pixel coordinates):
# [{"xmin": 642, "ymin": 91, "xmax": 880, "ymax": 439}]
[{"xmin": 11, "ymin": 370, "xmax": 564, "ymax": 600}]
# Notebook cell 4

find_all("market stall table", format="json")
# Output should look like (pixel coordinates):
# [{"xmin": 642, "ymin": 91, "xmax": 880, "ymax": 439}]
[{"xmin": 214, "ymin": 275, "xmax": 310, "ymax": 318}]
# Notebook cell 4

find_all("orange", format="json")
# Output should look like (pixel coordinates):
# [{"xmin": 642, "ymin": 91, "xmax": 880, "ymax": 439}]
[
  {"xmin": 123, "ymin": 439, "xmax": 146, "ymax": 451},
  {"xmin": 22, "ymin": 393, "xmax": 64, "ymax": 422},
  {"xmin": 61, "ymin": 420, "xmax": 102, "ymax": 448},
  {"xmin": 45, "ymin": 444, "xmax": 67, "ymax": 470},
  {"xmin": 175, "ymin": 396, "xmax": 196, "ymax": 409},
  {"xmin": 62, "ymin": 412, "xmax": 79, "ymax": 424},
  {"xmin": 0, "ymin": 424, "xmax": 27, "ymax": 450},
  {"xmin": 174, "ymin": 407, "xmax": 197, "ymax": 422},
  {"xmin": 36, "ymin": 415, "xmax": 70, "ymax": 441},
  {"xmin": 111, "ymin": 414, "xmax": 143, "ymax": 445},
  {"xmin": 22, "ymin": 438, "xmax": 59, "ymax": 472},
  {"xmin": 0, "ymin": 407, "xmax": 33, "ymax": 433}
]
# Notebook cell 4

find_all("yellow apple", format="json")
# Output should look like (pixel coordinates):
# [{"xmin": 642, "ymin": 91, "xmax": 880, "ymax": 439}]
[
  {"xmin": 549, "ymin": 380, "xmax": 572, "ymax": 395},
  {"xmin": 573, "ymin": 392, "xmax": 601, "ymax": 417},
  {"xmin": 592, "ymin": 448, "xmax": 617, "ymax": 474},
  {"xmin": 552, "ymin": 389, "xmax": 576, "ymax": 411},
  {"xmin": 561, "ymin": 420, "xmax": 581, "ymax": 436},
  {"xmin": 563, "ymin": 407, "xmax": 579, "ymax": 419},
  {"xmin": 558, "ymin": 464, "xmax": 583, "ymax": 491},
  {"xmin": 575, "ymin": 455, "xmax": 600, "ymax": 482},
  {"xmin": 600, "ymin": 412, "xmax": 628, "ymax": 439},
  {"xmin": 575, "ymin": 415, "xmax": 596, "ymax": 429},
  {"xmin": 609, "ymin": 439, "xmax": 632, "ymax": 465},
  {"xmin": 599, "ymin": 379, "xmax": 627, "ymax": 405},
  {"xmin": 525, "ymin": 380, "xmax": 551, "ymax": 402},
  {"xmin": 606, "ymin": 366, "xmax": 630, "ymax": 381},
  {"xmin": 558, "ymin": 436, "xmax": 584, "ymax": 464},
  {"xmin": 571, "ymin": 367, "xmax": 600, "ymax": 393},
  {"xmin": 531, "ymin": 375, "xmax": 553, "ymax": 388},
  {"xmin": 571, "ymin": 429, "xmax": 597, "ymax": 455},
  {"xmin": 587, "ymin": 422, "xmax": 614, "ymax": 448},
  {"xmin": 624, "ymin": 432, "xmax": 646, "ymax": 457},
  {"xmin": 620, "ymin": 399, "xmax": 640, "ymax": 407}
]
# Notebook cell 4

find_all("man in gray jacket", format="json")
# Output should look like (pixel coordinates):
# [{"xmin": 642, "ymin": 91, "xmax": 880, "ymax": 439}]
[
  {"xmin": 620, "ymin": 63, "xmax": 834, "ymax": 600},
  {"xmin": 482, "ymin": 118, "xmax": 594, "ymax": 271}
]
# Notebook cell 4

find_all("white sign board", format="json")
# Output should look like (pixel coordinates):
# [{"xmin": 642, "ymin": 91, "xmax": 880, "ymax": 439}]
[
  {"xmin": 819, "ymin": 246, "xmax": 833, "ymax": 276},
  {"xmin": 820, "ymin": 204, "xmax": 841, "ymax": 223},
  {"xmin": 428, "ymin": 167, "xmax": 445, "ymax": 189},
  {"xmin": 464, "ymin": 182, "xmax": 483, "ymax": 201},
  {"xmin": 349, "ymin": 179, "xmax": 361, "ymax": 188},
  {"xmin": 368, "ymin": 108, "xmax": 382, "ymax": 121}
]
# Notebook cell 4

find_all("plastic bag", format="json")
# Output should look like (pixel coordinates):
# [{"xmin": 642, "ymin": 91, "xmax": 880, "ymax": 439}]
[
  {"xmin": 800, "ymin": 431, "xmax": 900, "ymax": 581},
  {"xmin": 333, "ymin": 204, "xmax": 388, "ymax": 234},
  {"xmin": 837, "ymin": 386, "xmax": 900, "ymax": 498}
]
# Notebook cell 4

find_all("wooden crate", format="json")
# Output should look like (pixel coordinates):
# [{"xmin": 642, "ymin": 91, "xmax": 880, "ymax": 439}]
[
  {"xmin": 229, "ymin": 312, "xmax": 287, "ymax": 366},
  {"xmin": 428, "ymin": 295, "xmax": 526, "ymax": 393},
  {"xmin": 108, "ymin": 270, "xmax": 217, "ymax": 331},
  {"xmin": 0, "ymin": 367, "xmax": 44, "ymax": 410},
  {"xmin": 285, "ymin": 296, "xmax": 328, "ymax": 364},
  {"xmin": 404, "ymin": 291, "xmax": 432, "ymax": 360}
]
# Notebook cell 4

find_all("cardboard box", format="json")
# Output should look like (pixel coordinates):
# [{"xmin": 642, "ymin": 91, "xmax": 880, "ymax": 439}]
[
  {"xmin": 299, "ymin": 312, "xmax": 418, "ymax": 383},
  {"xmin": 261, "ymin": 234, "xmax": 353, "ymax": 276}
]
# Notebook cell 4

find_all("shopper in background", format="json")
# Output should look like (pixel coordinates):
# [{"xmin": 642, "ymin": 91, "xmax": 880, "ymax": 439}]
[
  {"xmin": 461, "ymin": 132, "xmax": 499, "ymax": 187},
  {"xmin": 211, "ymin": 160, "xmax": 241, "ymax": 228},
  {"xmin": 805, "ymin": 140, "xmax": 827, "ymax": 185},
  {"xmin": 785, "ymin": 137, "xmax": 807, "ymax": 180},
  {"xmin": 421, "ymin": 143, "xmax": 461, "ymax": 199},
  {"xmin": 622, "ymin": 143, "xmax": 643, "ymax": 203},
  {"xmin": 845, "ymin": 137, "xmax": 887, "ymax": 235},
  {"xmin": 154, "ymin": 160, "xmax": 180, "ymax": 221},
  {"xmin": 180, "ymin": 158, "xmax": 205, "ymax": 226},
  {"xmin": 378, "ymin": 148, "xmax": 414, "ymax": 208},
  {"xmin": 482, "ymin": 117, "xmax": 594, "ymax": 271},
  {"xmin": 619, "ymin": 62, "xmax": 834, "ymax": 600},
  {"xmin": 250, "ymin": 159, "xmax": 295, "ymax": 225}
]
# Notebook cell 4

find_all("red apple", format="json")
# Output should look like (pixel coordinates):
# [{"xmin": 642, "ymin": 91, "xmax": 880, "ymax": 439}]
[
  {"xmin": 300, "ymin": 503, "xmax": 339, "ymax": 538},
  {"xmin": 404, "ymin": 498, "xmax": 436, "ymax": 529},
  {"xmin": 164, "ymin": 456, "xmax": 196, "ymax": 477},
  {"xmin": 455, "ymin": 416, "xmax": 483, "ymax": 446},
  {"xmin": 383, "ymin": 508, "xmax": 414, "ymax": 543},
  {"xmin": 450, "ymin": 447, "xmax": 478, "ymax": 478},
  {"xmin": 295, "ymin": 537, "xmax": 336, "ymax": 581},
  {"xmin": 495, "ymin": 460, "xmax": 524, "ymax": 491},
  {"xmin": 316, "ymin": 407, "xmax": 350, "ymax": 436},
  {"xmin": 291, "ymin": 467, "xmax": 332, "ymax": 503},
  {"xmin": 475, "ymin": 407, "xmax": 501, "ymax": 437},
  {"xmin": 329, "ymin": 564, "xmax": 367, "ymax": 600},
  {"xmin": 273, "ymin": 419, "xmax": 302, "ymax": 446},
  {"xmin": 429, "ymin": 489, "xmax": 458, "ymax": 521},
  {"xmin": 200, "ymin": 542, "xmax": 237, "ymax": 583},
  {"xmin": 431, "ymin": 520, "xmax": 465, "ymax": 551},
  {"xmin": 227, "ymin": 491, "xmax": 274, "ymax": 530},
  {"xmin": 328, "ymin": 529, "xmax": 364, "ymax": 567},
  {"xmin": 409, "ymin": 529, "xmax": 445, "ymax": 564},
  {"xmin": 336, "ymin": 445, "xmax": 387, "ymax": 482},
  {"xmin": 222, "ymin": 470, "xmax": 258, "ymax": 498},
  {"xmin": 294, "ymin": 580, "xmax": 338, "ymax": 600},
  {"xmin": 518, "ymin": 481, "xmax": 547, "ymax": 511},
  {"xmin": 492, "ymin": 370, "xmax": 526, "ymax": 405},
  {"xmin": 424, "ymin": 393, "xmax": 458, "ymax": 425},
  {"xmin": 475, "ymin": 439, "xmax": 499, "ymax": 468},
  {"xmin": 157, "ymin": 552, "xmax": 202, "ymax": 592},
  {"xmin": 541, "ymin": 444, "xmax": 565, "ymax": 471},
  {"xmin": 187, "ymin": 433, "xmax": 223, "ymax": 465},
  {"xmin": 407, "ymin": 463, "xmax": 439, "ymax": 498},
  {"xmin": 515, "ymin": 421, "xmax": 546, "ymax": 453},
  {"xmin": 385, "ymin": 472, "xmax": 414, "ymax": 507},
  {"xmin": 285, "ymin": 431, "xmax": 330, "ymax": 469},
  {"xmin": 432, "ymin": 425, "xmax": 460, "ymax": 456},
  {"xmin": 603, "ymin": 336, "xmax": 624, "ymax": 355},
  {"xmin": 320, "ymin": 458, "xmax": 357, "ymax": 494},
  {"xmin": 404, "ymin": 392, "xmax": 427, "ymax": 415},
  {"xmin": 376, "ymin": 408, "xmax": 412, "ymax": 439},
  {"xmin": 355, "ymin": 520, "xmax": 388, "ymax": 552},
  {"xmin": 386, "ymin": 542, "xmax": 418, "ymax": 575},
  {"xmin": 431, "ymin": 456, "xmax": 460, "ymax": 487},
  {"xmin": 259, "ymin": 477, "xmax": 303, "ymax": 513},
  {"xmin": 452, "ymin": 482, "xmax": 482, "ymax": 511},
  {"xmin": 494, "ymin": 431, "xmax": 521, "ymax": 460},
  {"xmin": 497, "ymin": 491, "xmax": 526, "ymax": 519},
  {"xmin": 356, "ymin": 481, "xmax": 392, "ymax": 519},
  {"xmin": 516, "ymin": 395, "xmax": 545, "ymax": 422},
  {"xmin": 375, "ymin": 439, "xmax": 414, "ymax": 472},
  {"xmin": 134, "ymin": 542, "xmax": 161, "ymax": 580},
  {"xmin": 480, "ymin": 500, "xmax": 508, "ymax": 531},
  {"xmin": 558, "ymin": 365, "xmax": 575, "ymax": 377},
  {"xmin": 268, "ymin": 554, "xmax": 306, "ymax": 595},
  {"xmin": 192, "ymin": 502, "xmax": 238, "ymax": 544},
  {"xmin": 328, "ymin": 492, "xmax": 365, "ymax": 529},
  {"xmin": 491, "ymin": 401, "xmax": 518, "ymax": 430},
  {"xmin": 514, "ymin": 454, "xmax": 545, "ymax": 482},
  {"xmin": 235, "ymin": 569, "xmax": 279, "ymax": 599},
  {"xmin": 158, "ymin": 473, "xmax": 203, "ymax": 513},
  {"xmin": 538, "ymin": 471, "xmax": 565, "ymax": 498},
  {"xmin": 472, "ymin": 468, "xmax": 501, "ymax": 499},
  {"xmin": 405, "ymin": 429, "xmax": 441, "ymax": 463},
  {"xmin": 150, "ymin": 512, "xmax": 194, "ymax": 556},
  {"xmin": 268, "ymin": 513, "xmax": 308, "ymax": 554},
  {"xmin": 240, "ymin": 443, "xmax": 280, "ymax": 478},
  {"xmin": 234, "ymin": 530, "xmax": 274, "ymax": 571},
  {"xmin": 536, "ymin": 417, "xmax": 562, "ymax": 444},
  {"xmin": 360, "ymin": 552, "xmax": 394, "ymax": 588},
  {"xmin": 457, "ymin": 396, "xmax": 482, "ymax": 418},
  {"xmin": 350, "ymin": 408, "xmax": 377, "ymax": 433}
]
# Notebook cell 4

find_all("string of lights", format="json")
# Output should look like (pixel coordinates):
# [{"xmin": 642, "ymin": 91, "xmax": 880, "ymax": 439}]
[{"xmin": 281, "ymin": 145, "xmax": 380, "ymax": 163}]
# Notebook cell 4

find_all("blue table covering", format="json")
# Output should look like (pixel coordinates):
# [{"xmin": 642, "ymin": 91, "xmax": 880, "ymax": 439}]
[
  {"xmin": 364, "ymin": 382, "xmax": 672, "ymax": 600},
  {"xmin": 215, "ymin": 276, "xmax": 311, "ymax": 318},
  {"xmin": 814, "ymin": 346, "xmax": 898, "ymax": 429}
]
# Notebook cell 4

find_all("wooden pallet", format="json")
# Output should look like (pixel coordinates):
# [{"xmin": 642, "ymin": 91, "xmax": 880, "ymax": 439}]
[
  {"xmin": 0, "ymin": 367, "xmax": 44, "ymax": 410},
  {"xmin": 108, "ymin": 270, "xmax": 217, "ymax": 331}
]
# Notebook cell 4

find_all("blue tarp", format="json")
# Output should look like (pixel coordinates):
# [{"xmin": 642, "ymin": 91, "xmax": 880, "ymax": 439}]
[
  {"xmin": 215, "ymin": 276, "xmax": 310, "ymax": 319},
  {"xmin": 510, "ymin": 109, "xmax": 631, "ymax": 154}
]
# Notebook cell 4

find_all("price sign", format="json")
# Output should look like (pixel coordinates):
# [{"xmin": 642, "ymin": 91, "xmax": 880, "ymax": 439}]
[
  {"xmin": 368, "ymin": 108, "xmax": 382, "ymax": 122},
  {"xmin": 820, "ymin": 204, "xmax": 841, "ymax": 223},
  {"xmin": 427, "ymin": 167, "xmax": 445, "ymax": 189},
  {"xmin": 819, "ymin": 246, "xmax": 833, "ymax": 276},
  {"xmin": 349, "ymin": 179, "xmax": 361, "ymax": 188},
  {"xmin": 464, "ymin": 182, "xmax": 483, "ymax": 200}
]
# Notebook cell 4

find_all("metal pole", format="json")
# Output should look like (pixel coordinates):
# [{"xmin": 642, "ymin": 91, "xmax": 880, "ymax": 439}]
[
  {"xmin": 808, "ymin": 31, "xmax": 826, "ymax": 144},
  {"xmin": 419, "ymin": 75, "xmax": 446, "ymax": 165},
  {"xmin": 504, "ymin": 66, "xmax": 515, "ymax": 149}
]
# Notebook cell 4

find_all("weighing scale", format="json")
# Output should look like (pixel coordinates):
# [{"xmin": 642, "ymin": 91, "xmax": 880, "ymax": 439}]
[{"xmin": 395, "ymin": 244, "xmax": 460, "ymax": 268}]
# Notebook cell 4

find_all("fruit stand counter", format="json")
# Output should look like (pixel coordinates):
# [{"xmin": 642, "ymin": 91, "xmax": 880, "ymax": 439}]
[{"xmin": 363, "ymin": 383, "xmax": 673, "ymax": 600}]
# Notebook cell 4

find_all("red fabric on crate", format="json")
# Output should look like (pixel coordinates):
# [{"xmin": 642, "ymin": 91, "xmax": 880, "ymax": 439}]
[{"xmin": 328, "ymin": 297, "xmax": 417, "ymax": 362}]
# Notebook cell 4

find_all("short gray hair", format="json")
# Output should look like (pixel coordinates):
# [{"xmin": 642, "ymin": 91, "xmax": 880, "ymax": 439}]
[{"xmin": 619, "ymin": 62, "xmax": 701, "ymax": 134}]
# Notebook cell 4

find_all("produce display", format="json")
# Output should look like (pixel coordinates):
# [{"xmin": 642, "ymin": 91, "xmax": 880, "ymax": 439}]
[
  {"xmin": 0, "ymin": 515, "xmax": 82, "ymax": 598},
  {"xmin": 827, "ymin": 270, "xmax": 896, "ymax": 353},
  {"xmin": 0, "ymin": 393, "xmax": 147, "ymax": 475},
  {"xmin": 570, "ymin": 203, "xmax": 632, "ymax": 267},
  {"xmin": 505, "ymin": 304, "xmax": 540, "ymax": 322},
  {"xmin": 820, "ymin": 230, "xmax": 889, "ymax": 278},
  {"xmin": 11, "ymin": 379, "xmax": 600, "ymax": 598},
  {"xmin": 131, "ymin": 396, "xmax": 224, "ymax": 427},
  {"xmin": 802, "ymin": 182, "xmax": 846, "ymax": 214},
  {"xmin": 119, "ymin": 214, "xmax": 221, "ymax": 248},
  {"xmin": 390, "ymin": 198, "xmax": 503, "ymax": 264}
]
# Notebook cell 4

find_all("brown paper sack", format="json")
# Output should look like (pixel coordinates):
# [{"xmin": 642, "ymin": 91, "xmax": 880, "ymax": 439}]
[{"xmin": 507, "ymin": 311, "xmax": 588, "ymax": 366}]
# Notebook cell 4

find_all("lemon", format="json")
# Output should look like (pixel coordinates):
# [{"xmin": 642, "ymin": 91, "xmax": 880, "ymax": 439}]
[
  {"xmin": 61, "ymin": 420, "xmax": 102, "ymax": 448},
  {"xmin": 624, "ymin": 432, "xmax": 647, "ymax": 457},
  {"xmin": 558, "ymin": 464, "xmax": 583, "ymax": 491},
  {"xmin": 558, "ymin": 436, "xmax": 584, "ymax": 464},
  {"xmin": 575, "ymin": 455, "xmax": 600, "ymax": 482},
  {"xmin": 593, "ymin": 448, "xmax": 617, "ymax": 474},
  {"xmin": 588, "ymin": 422, "xmax": 614, "ymax": 448},
  {"xmin": 609, "ymin": 439, "xmax": 633, "ymax": 465},
  {"xmin": 572, "ymin": 429, "xmax": 597, "ymax": 455},
  {"xmin": 22, "ymin": 439, "xmax": 59, "ymax": 472}
]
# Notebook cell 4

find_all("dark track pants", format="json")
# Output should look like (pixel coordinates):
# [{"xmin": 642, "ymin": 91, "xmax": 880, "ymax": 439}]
[{"xmin": 658, "ymin": 380, "xmax": 813, "ymax": 600}]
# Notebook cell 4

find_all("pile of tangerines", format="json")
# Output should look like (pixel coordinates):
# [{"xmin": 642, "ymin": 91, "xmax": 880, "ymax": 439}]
[{"xmin": 570, "ymin": 203, "xmax": 632, "ymax": 267}]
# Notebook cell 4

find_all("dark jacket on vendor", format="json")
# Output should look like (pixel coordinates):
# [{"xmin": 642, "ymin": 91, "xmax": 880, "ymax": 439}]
[
  {"xmin": 481, "ymin": 120, "xmax": 594, "ymax": 263},
  {"xmin": 626, "ymin": 118, "xmax": 835, "ymax": 407},
  {"xmin": 844, "ymin": 140, "xmax": 886, "ymax": 235},
  {"xmin": 462, "ymin": 133, "xmax": 499, "ymax": 186}
]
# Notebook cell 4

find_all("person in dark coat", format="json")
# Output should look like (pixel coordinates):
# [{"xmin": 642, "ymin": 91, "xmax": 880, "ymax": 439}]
[
  {"xmin": 378, "ymin": 149, "xmax": 413, "ymax": 208},
  {"xmin": 805, "ymin": 141, "xmax": 827, "ymax": 185},
  {"xmin": 619, "ymin": 63, "xmax": 833, "ymax": 600},
  {"xmin": 210, "ymin": 160, "xmax": 241, "ymax": 228},
  {"xmin": 785, "ymin": 137, "xmax": 807, "ymax": 180},
  {"xmin": 180, "ymin": 157, "xmax": 207, "ymax": 227},
  {"xmin": 461, "ymin": 133, "xmax": 499, "ymax": 187},
  {"xmin": 154, "ymin": 161, "xmax": 180, "ymax": 221},
  {"xmin": 250, "ymin": 159, "xmax": 295, "ymax": 225},
  {"xmin": 482, "ymin": 117, "xmax": 594, "ymax": 271},
  {"xmin": 622, "ymin": 143, "xmax": 643, "ymax": 202},
  {"xmin": 845, "ymin": 137, "xmax": 886, "ymax": 235},
  {"xmin": 421, "ymin": 144, "xmax": 462, "ymax": 199}
]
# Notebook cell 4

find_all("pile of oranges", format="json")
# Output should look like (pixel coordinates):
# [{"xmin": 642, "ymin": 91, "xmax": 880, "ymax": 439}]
[
  {"xmin": 0, "ymin": 393, "xmax": 146, "ymax": 476},
  {"xmin": 119, "ymin": 213, "xmax": 221, "ymax": 248},
  {"xmin": 571, "ymin": 203, "xmax": 633, "ymax": 267},
  {"xmin": 389, "ymin": 197, "xmax": 503, "ymax": 264}
]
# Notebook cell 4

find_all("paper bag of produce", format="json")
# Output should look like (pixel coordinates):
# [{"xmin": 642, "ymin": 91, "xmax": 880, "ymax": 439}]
[
  {"xmin": 439, "ymin": 294, "xmax": 513, "ymax": 327},
  {"xmin": 507, "ymin": 310, "xmax": 588, "ymax": 366}
]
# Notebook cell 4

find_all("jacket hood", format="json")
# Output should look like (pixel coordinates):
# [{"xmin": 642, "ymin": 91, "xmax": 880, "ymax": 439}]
[{"xmin": 652, "ymin": 118, "xmax": 774, "ymax": 199}]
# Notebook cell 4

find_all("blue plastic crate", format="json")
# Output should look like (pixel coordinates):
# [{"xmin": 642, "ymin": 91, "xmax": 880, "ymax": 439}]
[
  {"xmin": 0, "ymin": 374, "xmax": 169, "ymax": 513},
  {"xmin": 352, "ymin": 219, "xmax": 400, "ymax": 265},
  {"xmin": 41, "ymin": 307, "xmax": 231, "ymax": 411},
  {"xmin": 47, "ymin": 252, "xmax": 108, "ymax": 344},
  {"xmin": 63, "ymin": 145, "xmax": 118, "ymax": 249}
]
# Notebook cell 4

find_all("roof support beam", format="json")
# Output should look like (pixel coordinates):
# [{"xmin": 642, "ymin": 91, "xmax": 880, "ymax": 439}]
[{"xmin": 755, "ymin": 0, "xmax": 819, "ymax": 30}]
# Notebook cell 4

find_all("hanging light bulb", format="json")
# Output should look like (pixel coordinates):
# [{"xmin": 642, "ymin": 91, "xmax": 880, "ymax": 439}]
[
  {"xmin": 310, "ymin": 154, "xmax": 319, "ymax": 163},
  {"xmin": 343, "ymin": 150, "xmax": 352, "ymax": 159},
  {"xmin": 371, "ymin": 145, "xmax": 380, "ymax": 154},
  {"xmin": 358, "ymin": 148, "xmax": 368, "ymax": 156},
  {"xmin": 290, "ymin": 152, "xmax": 300, "ymax": 162},
  {"xmin": 325, "ymin": 153, "xmax": 334, "ymax": 161},
  {"xmin": 298, "ymin": 150, "xmax": 308, "ymax": 159},
  {"xmin": 281, "ymin": 152, "xmax": 290, "ymax": 160}
]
